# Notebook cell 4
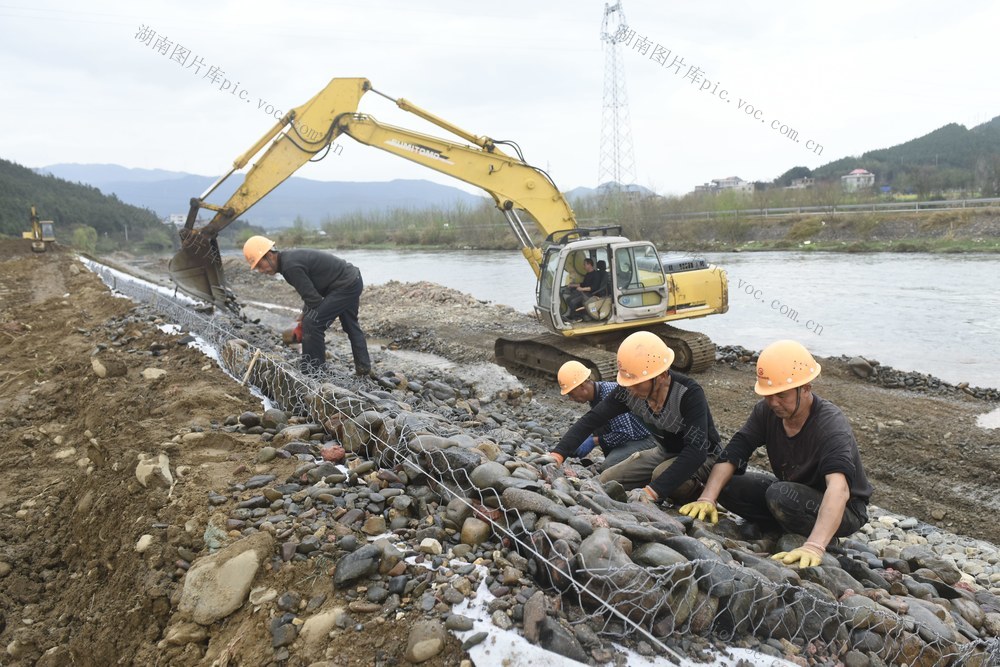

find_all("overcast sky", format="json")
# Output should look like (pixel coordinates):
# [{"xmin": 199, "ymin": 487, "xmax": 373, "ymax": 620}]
[{"xmin": 3, "ymin": 1, "xmax": 999, "ymax": 197}]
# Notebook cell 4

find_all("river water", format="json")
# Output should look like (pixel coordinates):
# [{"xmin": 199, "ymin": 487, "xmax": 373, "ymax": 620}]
[{"xmin": 268, "ymin": 248, "xmax": 1000, "ymax": 388}]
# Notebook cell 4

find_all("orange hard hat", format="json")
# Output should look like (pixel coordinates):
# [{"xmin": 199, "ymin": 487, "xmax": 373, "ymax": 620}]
[
  {"xmin": 616, "ymin": 331, "xmax": 674, "ymax": 386},
  {"xmin": 558, "ymin": 360, "xmax": 592, "ymax": 395},
  {"xmin": 754, "ymin": 339, "xmax": 821, "ymax": 396},
  {"xmin": 243, "ymin": 235, "xmax": 275, "ymax": 269}
]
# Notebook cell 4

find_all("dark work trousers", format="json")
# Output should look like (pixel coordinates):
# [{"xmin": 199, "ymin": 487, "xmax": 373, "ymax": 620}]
[
  {"xmin": 717, "ymin": 471, "xmax": 868, "ymax": 537},
  {"xmin": 300, "ymin": 276, "xmax": 371, "ymax": 373}
]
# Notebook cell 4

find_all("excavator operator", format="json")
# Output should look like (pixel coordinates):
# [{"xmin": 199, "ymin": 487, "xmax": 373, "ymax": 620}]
[{"xmin": 243, "ymin": 236, "xmax": 373, "ymax": 377}]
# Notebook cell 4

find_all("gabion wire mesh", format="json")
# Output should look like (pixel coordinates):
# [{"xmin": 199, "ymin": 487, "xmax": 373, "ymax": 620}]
[{"xmin": 87, "ymin": 260, "xmax": 1000, "ymax": 667}]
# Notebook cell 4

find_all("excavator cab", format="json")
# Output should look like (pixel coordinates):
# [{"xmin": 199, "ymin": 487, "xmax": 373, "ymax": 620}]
[{"xmin": 538, "ymin": 233, "xmax": 669, "ymax": 332}]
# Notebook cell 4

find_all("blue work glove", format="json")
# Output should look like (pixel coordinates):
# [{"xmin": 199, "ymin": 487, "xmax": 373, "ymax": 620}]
[{"xmin": 573, "ymin": 436, "xmax": 597, "ymax": 459}]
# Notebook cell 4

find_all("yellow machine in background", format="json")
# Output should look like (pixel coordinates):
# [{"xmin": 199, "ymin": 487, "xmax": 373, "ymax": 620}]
[
  {"xmin": 169, "ymin": 77, "xmax": 728, "ymax": 378},
  {"xmin": 22, "ymin": 206, "xmax": 55, "ymax": 253}
]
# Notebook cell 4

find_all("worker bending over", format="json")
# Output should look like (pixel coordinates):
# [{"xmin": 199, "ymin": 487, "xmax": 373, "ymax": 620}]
[
  {"xmin": 556, "ymin": 360, "xmax": 657, "ymax": 469},
  {"xmin": 243, "ymin": 236, "xmax": 372, "ymax": 376}
]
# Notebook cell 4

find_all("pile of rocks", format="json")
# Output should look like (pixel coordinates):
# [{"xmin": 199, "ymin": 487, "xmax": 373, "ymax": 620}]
[
  {"xmin": 716, "ymin": 345, "xmax": 1000, "ymax": 402},
  {"xmin": 151, "ymin": 350, "xmax": 1000, "ymax": 666}
]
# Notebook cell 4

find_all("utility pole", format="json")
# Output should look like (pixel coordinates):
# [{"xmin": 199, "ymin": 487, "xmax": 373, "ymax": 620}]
[{"xmin": 599, "ymin": 2, "xmax": 637, "ymax": 191}]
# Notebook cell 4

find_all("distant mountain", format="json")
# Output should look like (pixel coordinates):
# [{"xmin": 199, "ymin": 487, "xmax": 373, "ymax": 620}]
[
  {"xmin": 36, "ymin": 164, "xmax": 488, "ymax": 228},
  {"xmin": 775, "ymin": 115, "xmax": 1000, "ymax": 195},
  {"xmin": 38, "ymin": 163, "xmax": 191, "ymax": 184},
  {"xmin": 565, "ymin": 182, "xmax": 655, "ymax": 202}
]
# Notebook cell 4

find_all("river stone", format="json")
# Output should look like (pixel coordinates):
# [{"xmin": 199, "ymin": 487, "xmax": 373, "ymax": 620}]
[
  {"xmin": 567, "ymin": 516, "xmax": 595, "ymax": 538},
  {"xmin": 495, "ymin": 476, "xmax": 544, "ymax": 493},
  {"xmin": 460, "ymin": 517, "xmax": 491, "ymax": 546},
  {"xmin": 424, "ymin": 380, "xmax": 456, "ymax": 401},
  {"xmin": 445, "ymin": 496, "xmax": 473, "ymax": 527},
  {"xmin": 538, "ymin": 617, "xmax": 589, "ymax": 663},
  {"xmin": 332, "ymin": 545, "xmax": 382, "ymax": 588},
  {"xmin": 902, "ymin": 576, "xmax": 937, "ymax": 599},
  {"xmin": 469, "ymin": 461, "xmax": 510, "ymax": 490},
  {"xmin": 632, "ymin": 542, "xmax": 689, "ymax": 569},
  {"xmin": 730, "ymin": 550, "xmax": 801, "ymax": 587},
  {"xmin": 178, "ymin": 532, "xmax": 274, "ymax": 625},
  {"xmin": 906, "ymin": 598, "xmax": 961, "ymax": 643},
  {"xmin": 848, "ymin": 356, "xmax": 875, "ymax": 378},
  {"xmin": 801, "ymin": 565, "xmax": 867, "ymax": 598},
  {"xmin": 272, "ymin": 424, "xmax": 312, "ymax": 447},
  {"xmin": 835, "ymin": 555, "xmax": 890, "ymax": 589},
  {"xmin": 839, "ymin": 594, "xmax": 895, "ymax": 631},
  {"xmin": 501, "ymin": 488, "xmax": 572, "ymax": 522},
  {"xmin": 425, "ymin": 447, "xmax": 484, "ymax": 482},
  {"xmin": 473, "ymin": 441, "xmax": 502, "ymax": 461},
  {"xmin": 541, "ymin": 521, "xmax": 582, "ymax": 547},
  {"xmin": 261, "ymin": 409, "xmax": 287, "ymax": 429},
  {"xmin": 951, "ymin": 597, "xmax": 985, "ymax": 629},
  {"xmin": 298, "ymin": 607, "xmax": 347, "ymax": 652},
  {"xmin": 522, "ymin": 590, "xmax": 549, "ymax": 643},
  {"xmin": 407, "ymin": 434, "xmax": 458, "ymax": 453},
  {"xmin": 238, "ymin": 411, "xmax": 261, "ymax": 427},
  {"xmin": 914, "ymin": 556, "xmax": 963, "ymax": 585}
]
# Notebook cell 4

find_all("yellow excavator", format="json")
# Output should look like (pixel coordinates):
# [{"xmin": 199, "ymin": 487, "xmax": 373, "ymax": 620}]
[
  {"xmin": 23, "ymin": 206, "xmax": 55, "ymax": 253},
  {"xmin": 168, "ymin": 77, "xmax": 728, "ymax": 379}
]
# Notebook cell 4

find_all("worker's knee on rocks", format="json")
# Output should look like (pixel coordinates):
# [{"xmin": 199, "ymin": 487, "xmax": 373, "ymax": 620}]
[{"xmin": 764, "ymin": 481, "xmax": 796, "ymax": 511}]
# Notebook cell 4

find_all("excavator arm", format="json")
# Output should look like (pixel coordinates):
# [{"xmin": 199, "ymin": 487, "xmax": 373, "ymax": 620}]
[{"xmin": 169, "ymin": 77, "xmax": 578, "ymax": 309}]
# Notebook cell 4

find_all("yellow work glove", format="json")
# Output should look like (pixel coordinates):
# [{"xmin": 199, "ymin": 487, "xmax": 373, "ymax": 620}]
[
  {"xmin": 678, "ymin": 498, "xmax": 719, "ymax": 524},
  {"xmin": 772, "ymin": 542, "xmax": 825, "ymax": 569}
]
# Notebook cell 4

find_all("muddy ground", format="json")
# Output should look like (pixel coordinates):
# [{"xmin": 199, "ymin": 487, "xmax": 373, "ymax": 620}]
[{"xmin": 0, "ymin": 242, "xmax": 997, "ymax": 665}]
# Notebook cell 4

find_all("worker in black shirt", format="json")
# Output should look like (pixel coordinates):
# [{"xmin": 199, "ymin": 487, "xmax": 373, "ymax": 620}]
[
  {"xmin": 243, "ymin": 236, "xmax": 372, "ymax": 376},
  {"xmin": 680, "ymin": 339, "xmax": 874, "ymax": 568},
  {"xmin": 546, "ymin": 331, "xmax": 720, "ymax": 504}
]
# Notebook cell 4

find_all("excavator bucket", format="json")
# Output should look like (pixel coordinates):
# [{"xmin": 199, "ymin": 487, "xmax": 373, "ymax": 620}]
[{"xmin": 168, "ymin": 240, "xmax": 240, "ymax": 314}]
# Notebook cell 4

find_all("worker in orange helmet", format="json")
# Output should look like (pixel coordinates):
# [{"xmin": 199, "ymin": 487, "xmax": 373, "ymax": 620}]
[
  {"xmin": 556, "ymin": 360, "xmax": 656, "ymax": 468},
  {"xmin": 545, "ymin": 331, "xmax": 720, "ymax": 505},
  {"xmin": 243, "ymin": 236, "xmax": 372, "ymax": 376},
  {"xmin": 680, "ymin": 340, "xmax": 874, "ymax": 569}
]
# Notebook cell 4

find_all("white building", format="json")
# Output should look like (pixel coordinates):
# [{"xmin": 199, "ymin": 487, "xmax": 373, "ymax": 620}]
[
  {"xmin": 841, "ymin": 168, "xmax": 875, "ymax": 192},
  {"xmin": 693, "ymin": 176, "xmax": 754, "ymax": 194},
  {"xmin": 166, "ymin": 214, "xmax": 187, "ymax": 228}
]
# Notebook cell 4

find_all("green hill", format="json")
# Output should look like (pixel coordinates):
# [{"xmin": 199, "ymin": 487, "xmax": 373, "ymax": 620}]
[
  {"xmin": 777, "ymin": 116, "xmax": 1000, "ymax": 196},
  {"xmin": 0, "ymin": 158, "xmax": 165, "ymax": 248}
]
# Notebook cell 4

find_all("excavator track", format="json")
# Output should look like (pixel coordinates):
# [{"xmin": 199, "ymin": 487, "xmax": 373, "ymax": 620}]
[
  {"xmin": 494, "ymin": 333, "xmax": 620, "ymax": 382},
  {"xmin": 653, "ymin": 324, "xmax": 717, "ymax": 374},
  {"xmin": 494, "ymin": 325, "xmax": 716, "ymax": 382}
]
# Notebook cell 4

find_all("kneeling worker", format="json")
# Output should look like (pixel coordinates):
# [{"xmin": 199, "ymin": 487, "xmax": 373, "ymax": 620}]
[
  {"xmin": 243, "ymin": 236, "xmax": 372, "ymax": 376},
  {"xmin": 557, "ymin": 360, "xmax": 657, "ymax": 468},
  {"xmin": 680, "ymin": 339, "xmax": 873, "ymax": 568},
  {"xmin": 546, "ymin": 331, "xmax": 720, "ymax": 505}
]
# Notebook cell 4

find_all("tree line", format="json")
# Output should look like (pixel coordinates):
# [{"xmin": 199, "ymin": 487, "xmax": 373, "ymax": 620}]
[{"xmin": 0, "ymin": 158, "xmax": 167, "ymax": 252}]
